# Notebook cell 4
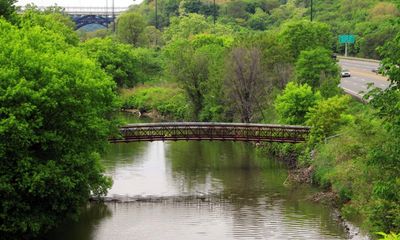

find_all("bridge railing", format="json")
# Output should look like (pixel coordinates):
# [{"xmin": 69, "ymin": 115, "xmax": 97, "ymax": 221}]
[{"xmin": 110, "ymin": 122, "xmax": 311, "ymax": 143}]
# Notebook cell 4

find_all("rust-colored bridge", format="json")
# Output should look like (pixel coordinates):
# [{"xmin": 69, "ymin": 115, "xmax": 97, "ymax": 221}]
[{"xmin": 109, "ymin": 122, "xmax": 310, "ymax": 143}]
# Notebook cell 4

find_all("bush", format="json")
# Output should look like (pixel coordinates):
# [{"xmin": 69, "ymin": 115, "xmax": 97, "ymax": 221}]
[
  {"xmin": 122, "ymin": 85, "xmax": 189, "ymax": 119},
  {"xmin": 275, "ymin": 82, "xmax": 321, "ymax": 125},
  {"xmin": 81, "ymin": 37, "xmax": 163, "ymax": 88},
  {"xmin": 305, "ymin": 95, "xmax": 352, "ymax": 145}
]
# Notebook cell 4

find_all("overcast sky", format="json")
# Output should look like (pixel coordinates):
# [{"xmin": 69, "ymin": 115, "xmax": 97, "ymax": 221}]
[{"xmin": 17, "ymin": 0, "xmax": 143, "ymax": 8}]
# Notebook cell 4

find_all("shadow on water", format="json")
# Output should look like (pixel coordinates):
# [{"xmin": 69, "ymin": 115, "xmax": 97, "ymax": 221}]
[
  {"xmin": 44, "ymin": 203, "xmax": 112, "ymax": 240},
  {"xmin": 102, "ymin": 142, "xmax": 148, "ymax": 171},
  {"xmin": 166, "ymin": 141, "xmax": 288, "ymax": 197}
]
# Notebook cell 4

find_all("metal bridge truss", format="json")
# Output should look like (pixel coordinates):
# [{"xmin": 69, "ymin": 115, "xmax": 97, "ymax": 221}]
[
  {"xmin": 18, "ymin": 6, "xmax": 128, "ymax": 29},
  {"xmin": 73, "ymin": 15, "xmax": 114, "ymax": 29},
  {"xmin": 110, "ymin": 122, "xmax": 310, "ymax": 144},
  {"xmin": 18, "ymin": 6, "xmax": 128, "ymax": 15}
]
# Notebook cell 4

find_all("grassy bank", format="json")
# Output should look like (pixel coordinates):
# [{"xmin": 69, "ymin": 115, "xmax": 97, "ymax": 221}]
[
  {"xmin": 120, "ymin": 84, "xmax": 189, "ymax": 120},
  {"xmin": 303, "ymin": 101, "xmax": 399, "ymax": 236}
]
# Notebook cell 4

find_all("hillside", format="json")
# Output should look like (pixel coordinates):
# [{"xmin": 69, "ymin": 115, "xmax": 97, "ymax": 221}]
[{"xmin": 130, "ymin": 0, "xmax": 399, "ymax": 59}]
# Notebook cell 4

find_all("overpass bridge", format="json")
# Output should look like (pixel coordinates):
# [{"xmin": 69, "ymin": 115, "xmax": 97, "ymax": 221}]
[
  {"xmin": 18, "ymin": 6, "xmax": 129, "ymax": 29},
  {"xmin": 110, "ymin": 122, "xmax": 310, "ymax": 144}
]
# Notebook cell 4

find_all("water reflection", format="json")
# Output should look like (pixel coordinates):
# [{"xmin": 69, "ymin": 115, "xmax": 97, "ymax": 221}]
[
  {"xmin": 103, "ymin": 142, "xmax": 181, "ymax": 197},
  {"xmin": 46, "ymin": 140, "xmax": 350, "ymax": 240},
  {"xmin": 45, "ymin": 203, "xmax": 112, "ymax": 240}
]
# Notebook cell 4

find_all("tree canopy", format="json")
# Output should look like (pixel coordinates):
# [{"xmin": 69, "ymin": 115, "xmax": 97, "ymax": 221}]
[
  {"xmin": 0, "ymin": 0, "xmax": 16, "ymax": 21},
  {"xmin": 0, "ymin": 19, "xmax": 118, "ymax": 238},
  {"xmin": 275, "ymin": 82, "xmax": 321, "ymax": 125},
  {"xmin": 116, "ymin": 11, "xmax": 146, "ymax": 46}
]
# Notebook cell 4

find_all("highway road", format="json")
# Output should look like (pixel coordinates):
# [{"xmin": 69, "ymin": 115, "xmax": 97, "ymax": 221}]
[{"xmin": 338, "ymin": 58, "xmax": 390, "ymax": 99}]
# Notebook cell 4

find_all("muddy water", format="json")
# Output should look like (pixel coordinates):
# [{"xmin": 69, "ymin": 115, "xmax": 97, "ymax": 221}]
[{"xmin": 46, "ymin": 140, "xmax": 358, "ymax": 240}]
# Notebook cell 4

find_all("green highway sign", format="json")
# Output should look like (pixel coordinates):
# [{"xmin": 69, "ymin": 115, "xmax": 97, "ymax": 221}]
[{"xmin": 339, "ymin": 35, "xmax": 355, "ymax": 44}]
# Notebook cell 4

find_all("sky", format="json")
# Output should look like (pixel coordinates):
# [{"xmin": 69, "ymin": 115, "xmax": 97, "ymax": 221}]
[{"xmin": 17, "ymin": 0, "xmax": 143, "ymax": 8}]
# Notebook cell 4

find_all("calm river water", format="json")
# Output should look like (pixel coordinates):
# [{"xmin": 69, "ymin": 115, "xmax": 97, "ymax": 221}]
[{"xmin": 46, "ymin": 139, "xmax": 364, "ymax": 240}]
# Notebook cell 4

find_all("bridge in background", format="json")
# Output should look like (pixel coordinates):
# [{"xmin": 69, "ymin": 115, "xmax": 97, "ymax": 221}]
[
  {"xmin": 18, "ymin": 6, "xmax": 129, "ymax": 29},
  {"xmin": 110, "ymin": 122, "xmax": 310, "ymax": 144}
]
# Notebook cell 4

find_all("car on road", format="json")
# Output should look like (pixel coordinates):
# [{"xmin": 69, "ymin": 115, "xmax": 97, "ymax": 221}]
[{"xmin": 341, "ymin": 69, "xmax": 351, "ymax": 77}]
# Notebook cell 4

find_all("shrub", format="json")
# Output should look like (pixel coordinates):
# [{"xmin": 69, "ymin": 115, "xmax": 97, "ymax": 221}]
[{"xmin": 122, "ymin": 85, "xmax": 189, "ymax": 119}]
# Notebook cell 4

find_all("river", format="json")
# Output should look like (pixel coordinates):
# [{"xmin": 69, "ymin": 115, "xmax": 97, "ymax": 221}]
[{"xmin": 46, "ymin": 139, "xmax": 365, "ymax": 239}]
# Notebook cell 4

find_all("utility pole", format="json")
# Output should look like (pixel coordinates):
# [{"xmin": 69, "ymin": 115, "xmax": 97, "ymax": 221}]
[
  {"xmin": 106, "ymin": 0, "xmax": 108, "ymax": 29},
  {"xmin": 155, "ymin": 0, "xmax": 158, "ymax": 29},
  {"xmin": 112, "ymin": 0, "xmax": 115, "ymax": 32},
  {"xmin": 213, "ymin": 0, "xmax": 216, "ymax": 24},
  {"xmin": 310, "ymin": 0, "xmax": 313, "ymax": 21}
]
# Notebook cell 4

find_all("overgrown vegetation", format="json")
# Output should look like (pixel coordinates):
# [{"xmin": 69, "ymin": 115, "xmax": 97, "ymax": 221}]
[
  {"xmin": 121, "ymin": 85, "xmax": 188, "ymax": 119},
  {"xmin": 1, "ymin": 0, "xmax": 400, "ymax": 238}
]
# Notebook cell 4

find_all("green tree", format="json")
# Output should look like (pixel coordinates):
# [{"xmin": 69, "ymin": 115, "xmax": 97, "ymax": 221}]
[
  {"xmin": 266, "ymin": 1, "xmax": 307, "ymax": 28},
  {"xmin": 162, "ymin": 13, "xmax": 234, "ymax": 43},
  {"xmin": 138, "ymin": 26, "xmax": 163, "ymax": 47},
  {"xmin": 275, "ymin": 82, "xmax": 321, "ymax": 125},
  {"xmin": 356, "ymin": 19, "xmax": 399, "ymax": 59},
  {"xmin": 116, "ymin": 11, "xmax": 146, "ymax": 46},
  {"xmin": 164, "ymin": 38, "xmax": 208, "ymax": 119},
  {"xmin": 279, "ymin": 20, "xmax": 332, "ymax": 59},
  {"xmin": 225, "ymin": 0, "xmax": 248, "ymax": 19},
  {"xmin": 0, "ymin": 0, "xmax": 16, "ymax": 21},
  {"xmin": 18, "ymin": 6, "xmax": 79, "ymax": 45},
  {"xmin": 247, "ymin": 7, "xmax": 269, "ymax": 30},
  {"xmin": 253, "ymin": 31, "xmax": 294, "ymax": 89},
  {"xmin": 295, "ymin": 47, "xmax": 340, "ymax": 96},
  {"xmin": 83, "ymin": 37, "xmax": 162, "ymax": 87},
  {"xmin": 81, "ymin": 37, "xmax": 138, "ymax": 87},
  {"xmin": 164, "ymin": 34, "xmax": 230, "ymax": 120},
  {"xmin": 181, "ymin": 0, "xmax": 203, "ymax": 14},
  {"xmin": 366, "ymin": 31, "xmax": 400, "ymax": 233},
  {"xmin": 0, "ymin": 19, "xmax": 118, "ymax": 238},
  {"xmin": 305, "ymin": 95, "xmax": 352, "ymax": 145}
]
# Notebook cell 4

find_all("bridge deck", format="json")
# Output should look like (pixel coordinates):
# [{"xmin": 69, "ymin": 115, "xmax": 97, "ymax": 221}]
[{"xmin": 110, "ymin": 122, "xmax": 310, "ymax": 143}]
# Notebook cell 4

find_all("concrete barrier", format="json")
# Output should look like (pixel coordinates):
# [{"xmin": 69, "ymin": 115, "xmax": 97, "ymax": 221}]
[{"xmin": 337, "ymin": 55, "xmax": 380, "ymax": 63}]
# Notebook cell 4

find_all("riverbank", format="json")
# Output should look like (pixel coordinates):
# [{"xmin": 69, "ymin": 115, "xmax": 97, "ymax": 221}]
[
  {"xmin": 258, "ymin": 138, "xmax": 375, "ymax": 239},
  {"xmin": 281, "ymin": 159, "xmax": 371, "ymax": 240}
]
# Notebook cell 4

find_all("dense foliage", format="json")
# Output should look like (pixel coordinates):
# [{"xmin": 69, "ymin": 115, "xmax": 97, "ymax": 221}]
[
  {"xmin": 81, "ymin": 37, "xmax": 162, "ymax": 87},
  {"xmin": 294, "ymin": 47, "xmax": 340, "ymax": 97},
  {"xmin": 275, "ymin": 82, "xmax": 321, "ymax": 125},
  {"xmin": 0, "ymin": 16, "xmax": 117, "ymax": 240},
  {"xmin": 306, "ymin": 33, "xmax": 400, "ymax": 234},
  {"xmin": 129, "ymin": 0, "xmax": 400, "ymax": 59},
  {"xmin": 19, "ymin": 6, "xmax": 79, "ymax": 45},
  {"xmin": 0, "ymin": 0, "xmax": 16, "ymax": 21},
  {"xmin": 122, "ymin": 85, "xmax": 188, "ymax": 119}
]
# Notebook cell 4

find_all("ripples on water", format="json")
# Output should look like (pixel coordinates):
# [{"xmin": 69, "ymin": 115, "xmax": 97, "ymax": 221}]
[{"xmin": 46, "ymin": 141, "xmax": 361, "ymax": 240}]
